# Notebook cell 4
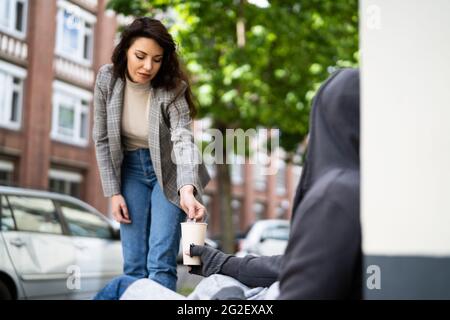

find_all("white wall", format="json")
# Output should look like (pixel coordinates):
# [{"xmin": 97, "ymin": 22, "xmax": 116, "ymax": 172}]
[{"xmin": 361, "ymin": 0, "xmax": 450, "ymax": 257}]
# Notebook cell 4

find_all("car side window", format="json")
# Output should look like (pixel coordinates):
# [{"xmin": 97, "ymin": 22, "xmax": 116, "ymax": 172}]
[
  {"xmin": 58, "ymin": 201, "xmax": 113, "ymax": 239},
  {"xmin": 7, "ymin": 195, "xmax": 63, "ymax": 234},
  {"xmin": 1, "ymin": 195, "xmax": 15, "ymax": 231},
  {"xmin": 261, "ymin": 226, "xmax": 290, "ymax": 241}
]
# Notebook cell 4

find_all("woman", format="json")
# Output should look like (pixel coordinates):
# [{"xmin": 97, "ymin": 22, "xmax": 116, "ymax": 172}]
[{"xmin": 93, "ymin": 17, "xmax": 210, "ymax": 291}]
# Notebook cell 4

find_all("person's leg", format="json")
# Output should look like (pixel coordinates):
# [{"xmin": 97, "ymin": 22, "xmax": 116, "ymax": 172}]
[
  {"xmin": 120, "ymin": 278, "xmax": 187, "ymax": 300},
  {"xmin": 120, "ymin": 150, "xmax": 152, "ymax": 278},
  {"xmin": 186, "ymin": 274, "xmax": 269, "ymax": 300},
  {"xmin": 147, "ymin": 182, "xmax": 185, "ymax": 291},
  {"xmin": 93, "ymin": 275, "xmax": 139, "ymax": 300}
]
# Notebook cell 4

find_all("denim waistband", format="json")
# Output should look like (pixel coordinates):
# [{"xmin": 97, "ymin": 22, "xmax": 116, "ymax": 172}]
[
  {"xmin": 122, "ymin": 148, "xmax": 154, "ymax": 176},
  {"xmin": 123, "ymin": 148, "xmax": 152, "ymax": 164},
  {"xmin": 123, "ymin": 148, "xmax": 151, "ymax": 158}
]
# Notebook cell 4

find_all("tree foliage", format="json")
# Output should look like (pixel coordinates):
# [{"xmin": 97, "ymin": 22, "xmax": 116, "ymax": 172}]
[{"xmin": 108, "ymin": 0, "xmax": 358, "ymax": 154}]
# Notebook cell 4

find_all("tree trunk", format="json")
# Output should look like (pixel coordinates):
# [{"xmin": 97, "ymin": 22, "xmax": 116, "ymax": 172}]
[{"xmin": 216, "ymin": 126, "xmax": 235, "ymax": 254}]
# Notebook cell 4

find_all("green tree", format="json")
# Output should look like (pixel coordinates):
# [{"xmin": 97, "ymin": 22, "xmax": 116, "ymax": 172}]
[{"xmin": 107, "ymin": 0, "xmax": 358, "ymax": 253}]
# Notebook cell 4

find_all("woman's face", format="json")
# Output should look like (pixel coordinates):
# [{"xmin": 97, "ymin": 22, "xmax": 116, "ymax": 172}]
[{"xmin": 126, "ymin": 37, "xmax": 164, "ymax": 84}]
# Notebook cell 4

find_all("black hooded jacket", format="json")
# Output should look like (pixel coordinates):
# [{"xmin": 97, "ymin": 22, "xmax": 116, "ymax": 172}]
[{"xmin": 219, "ymin": 68, "xmax": 362, "ymax": 299}]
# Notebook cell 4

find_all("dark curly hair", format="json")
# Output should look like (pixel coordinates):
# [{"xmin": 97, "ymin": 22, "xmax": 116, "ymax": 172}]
[{"xmin": 111, "ymin": 17, "xmax": 196, "ymax": 117}]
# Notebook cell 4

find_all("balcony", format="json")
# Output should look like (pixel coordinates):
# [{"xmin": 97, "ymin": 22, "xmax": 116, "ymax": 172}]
[
  {"xmin": 68, "ymin": 0, "xmax": 98, "ymax": 13},
  {"xmin": 0, "ymin": 31, "xmax": 27, "ymax": 66},
  {"xmin": 53, "ymin": 55, "xmax": 95, "ymax": 89}
]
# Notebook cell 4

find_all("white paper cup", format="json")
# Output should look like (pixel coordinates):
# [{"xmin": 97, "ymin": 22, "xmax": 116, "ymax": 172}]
[{"xmin": 181, "ymin": 221, "xmax": 207, "ymax": 265}]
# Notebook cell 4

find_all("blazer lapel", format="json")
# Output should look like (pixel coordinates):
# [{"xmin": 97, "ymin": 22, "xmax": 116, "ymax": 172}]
[
  {"xmin": 108, "ymin": 77, "xmax": 124, "ymax": 175},
  {"xmin": 148, "ymin": 87, "xmax": 163, "ymax": 184}
]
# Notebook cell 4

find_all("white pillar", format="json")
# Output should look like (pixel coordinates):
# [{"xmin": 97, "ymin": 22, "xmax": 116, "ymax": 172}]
[{"xmin": 361, "ymin": 0, "xmax": 450, "ymax": 298}]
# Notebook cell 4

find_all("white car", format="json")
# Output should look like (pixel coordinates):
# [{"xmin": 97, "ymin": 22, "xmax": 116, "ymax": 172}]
[
  {"xmin": 0, "ymin": 186, "xmax": 122, "ymax": 300},
  {"xmin": 236, "ymin": 219, "xmax": 290, "ymax": 257}
]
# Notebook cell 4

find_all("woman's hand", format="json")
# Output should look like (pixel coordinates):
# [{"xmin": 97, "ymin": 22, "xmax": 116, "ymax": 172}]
[
  {"xmin": 111, "ymin": 194, "xmax": 131, "ymax": 224},
  {"xmin": 179, "ymin": 185, "xmax": 206, "ymax": 221}
]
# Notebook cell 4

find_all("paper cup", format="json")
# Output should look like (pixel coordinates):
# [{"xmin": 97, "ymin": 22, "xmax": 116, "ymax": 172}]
[{"xmin": 181, "ymin": 222, "xmax": 207, "ymax": 265}]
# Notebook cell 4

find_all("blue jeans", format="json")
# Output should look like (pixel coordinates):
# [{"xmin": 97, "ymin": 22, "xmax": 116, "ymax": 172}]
[
  {"xmin": 119, "ymin": 148, "xmax": 185, "ymax": 291},
  {"xmin": 93, "ymin": 275, "xmax": 138, "ymax": 300}
]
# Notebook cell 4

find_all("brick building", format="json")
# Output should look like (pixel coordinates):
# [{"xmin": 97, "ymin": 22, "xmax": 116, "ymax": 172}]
[{"xmin": 0, "ymin": 0, "xmax": 116, "ymax": 214}]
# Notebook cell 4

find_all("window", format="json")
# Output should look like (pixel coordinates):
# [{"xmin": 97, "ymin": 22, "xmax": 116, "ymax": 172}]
[
  {"xmin": 0, "ymin": 160, "xmax": 14, "ymax": 186},
  {"xmin": 205, "ymin": 161, "xmax": 216, "ymax": 179},
  {"xmin": 51, "ymin": 81, "xmax": 91, "ymax": 146},
  {"xmin": 0, "ymin": 61, "xmax": 25, "ymax": 130},
  {"xmin": 48, "ymin": 169, "xmax": 82, "ymax": 198},
  {"xmin": 231, "ymin": 199, "xmax": 241, "ymax": 230},
  {"xmin": 82, "ymin": 21, "xmax": 93, "ymax": 61},
  {"xmin": 1, "ymin": 195, "xmax": 15, "ymax": 231},
  {"xmin": 276, "ymin": 205, "xmax": 287, "ymax": 219},
  {"xmin": 58, "ymin": 201, "xmax": 112, "ymax": 239},
  {"xmin": 79, "ymin": 101, "xmax": 89, "ymax": 139},
  {"xmin": 252, "ymin": 129, "xmax": 271, "ymax": 192},
  {"xmin": 253, "ymin": 162, "xmax": 267, "ymax": 191},
  {"xmin": 0, "ymin": 0, "xmax": 28, "ymax": 39},
  {"xmin": 55, "ymin": 1, "xmax": 96, "ymax": 65},
  {"xmin": 7, "ymin": 195, "xmax": 63, "ymax": 234},
  {"xmin": 0, "ymin": 170, "xmax": 13, "ymax": 186},
  {"xmin": 293, "ymin": 165, "xmax": 303, "ymax": 190},
  {"xmin": 253, "ymin": 202, "xmax": 266, "ymax": 220},
  {"xmin": 231, "ymin": 155, "xmax": 244, "ymax": 185},
  {"xmin": 276, "ymin": 160, "xmax": 286, "ymax": 196}
]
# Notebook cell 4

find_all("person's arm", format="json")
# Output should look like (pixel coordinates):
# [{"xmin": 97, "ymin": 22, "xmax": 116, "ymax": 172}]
[
  {"xmin": 166, "ymin": 85, "xmax": 203, "ymax": 200},
  {"xmin": 189, "ymin": 245, "xmax": 282, "ymax": 288},
  {"xmin": 221, "ymin": 255, "xmax": 282, "ymax": 288},
  {"xmin": 92, "ymin": 66, "xmax": 120, "ymax": 197},
  {"xmin": 166, "ymin": 85, "xmax": 205, "ymax": 220}
]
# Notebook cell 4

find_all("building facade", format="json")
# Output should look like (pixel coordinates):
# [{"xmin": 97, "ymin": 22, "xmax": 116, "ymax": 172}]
[{"xmin": 0, "ymin": 0, "xmax": 116, "ymax": 214}]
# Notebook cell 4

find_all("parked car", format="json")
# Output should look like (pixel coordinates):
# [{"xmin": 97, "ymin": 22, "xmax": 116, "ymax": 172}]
[
  {"xmin": 0, "ymin": 186, "xmax": 122, "ymax": 300},
  {"xmin": 236, "ymin": 219, "xmax": 290, "ymax": 257},
  {"xmin": 210, "ymin": 231, "xmax": 247, "ymax": 254}
]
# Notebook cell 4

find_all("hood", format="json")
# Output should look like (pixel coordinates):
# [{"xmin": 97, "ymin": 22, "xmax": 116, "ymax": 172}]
[{"xmin": 292, "ymin": 68, "xmax": 360, "ymax": 212}]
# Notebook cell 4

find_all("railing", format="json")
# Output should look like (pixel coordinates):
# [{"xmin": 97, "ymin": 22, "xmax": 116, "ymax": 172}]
[
  {"xmin": 70, "ymin": 0, "xmax": 98, "ymax": 12},
  {"xmin": 0, "ymin": 31, "xmax": 27, "ymax": 62},
  {"xmin": 54, "ymin": 56, "xmax": 95, "ymax": 88}
]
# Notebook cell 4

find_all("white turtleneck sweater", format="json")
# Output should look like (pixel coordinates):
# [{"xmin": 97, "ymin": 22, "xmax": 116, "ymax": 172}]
[{"xmin": 121, "ymin": 74, "xmax": 151, "ymax": 150}]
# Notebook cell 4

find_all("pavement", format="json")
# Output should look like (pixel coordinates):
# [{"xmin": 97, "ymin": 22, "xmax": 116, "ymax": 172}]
[{"xmin": 176, "ymin": 264, "xmax": 204, "ymax": 295}]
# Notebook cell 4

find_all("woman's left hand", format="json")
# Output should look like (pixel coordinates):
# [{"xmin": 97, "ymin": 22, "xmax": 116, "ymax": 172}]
[{"xmin": 179, "ymin": 185, "xmax": 206, "ymax": 221}]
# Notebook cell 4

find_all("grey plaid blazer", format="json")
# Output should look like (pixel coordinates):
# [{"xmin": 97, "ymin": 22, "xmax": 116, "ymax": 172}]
[{"xmin": 93, "ymin": 64, "xmax": 210, "ymax": 207}]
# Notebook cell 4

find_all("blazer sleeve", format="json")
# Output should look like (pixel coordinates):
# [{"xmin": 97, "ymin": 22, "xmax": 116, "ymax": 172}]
[
  {"xmin": 92, "ymin": 67, "xmax": 121, "ymax": 197},
  {"xmin": 167, "ymin": 86, "xmax": 203, "ymax": 197}
]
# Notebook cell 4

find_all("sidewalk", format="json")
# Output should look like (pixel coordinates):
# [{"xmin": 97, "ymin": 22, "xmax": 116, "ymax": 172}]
[{"xmin": 176, "ymin": 264, "xmax": 204, "ymax": 295}]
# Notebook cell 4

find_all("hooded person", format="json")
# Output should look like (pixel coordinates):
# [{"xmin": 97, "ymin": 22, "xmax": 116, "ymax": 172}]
[{"xmin": 188, "ymin": 68, "xmax": 362, "ymax": 299}]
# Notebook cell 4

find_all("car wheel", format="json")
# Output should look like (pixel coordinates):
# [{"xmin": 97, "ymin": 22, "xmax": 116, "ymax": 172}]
[{"xmin": 0, "ymin": 280, "xmax": 12, "ymax": 300}]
